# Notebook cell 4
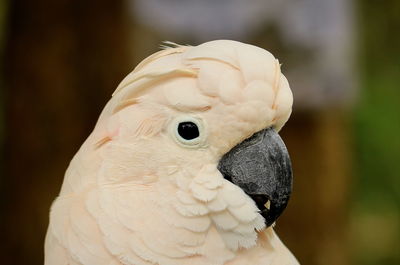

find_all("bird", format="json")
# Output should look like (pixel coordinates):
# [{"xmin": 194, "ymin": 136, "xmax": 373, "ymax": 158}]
[{"xmin": 45, "ymin": 40, "xmax": 298, "ymax": 265}]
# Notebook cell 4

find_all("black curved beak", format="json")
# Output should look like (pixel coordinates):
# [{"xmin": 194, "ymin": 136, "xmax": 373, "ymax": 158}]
[{"xmin": 217, "ymin": 127, "xmax": 293, "ymax": 227}]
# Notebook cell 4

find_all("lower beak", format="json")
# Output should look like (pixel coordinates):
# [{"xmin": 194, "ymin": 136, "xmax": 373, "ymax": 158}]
[{"xmin": 217, "ymin": 127, "xmax": 293, "ymax": 227}]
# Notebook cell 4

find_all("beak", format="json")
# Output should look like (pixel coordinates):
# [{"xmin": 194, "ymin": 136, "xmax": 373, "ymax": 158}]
[{"xmin": 217, "ymin": 127, "xmax": 293, "ymax": 227}]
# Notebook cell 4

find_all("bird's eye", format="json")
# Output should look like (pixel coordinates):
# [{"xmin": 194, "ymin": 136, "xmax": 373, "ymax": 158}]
[
  {"xmin": 171, "ymin": 116, "xmax": 206, "ymax": 147},
  {"xmin": 178, "ymin": 122, "xmax": 199, "ymax": 140}
]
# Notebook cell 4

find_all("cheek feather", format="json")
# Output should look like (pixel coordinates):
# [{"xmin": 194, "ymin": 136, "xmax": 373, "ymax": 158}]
[{"xmin": 170, "ymin": 165, "xmax": 266, "ymax": 252}]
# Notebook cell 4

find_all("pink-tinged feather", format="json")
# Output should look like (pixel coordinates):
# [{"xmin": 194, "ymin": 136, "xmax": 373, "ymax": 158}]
[{"xmin": 45, "ymin": 40, "xmax": 298, "ymax": 265}]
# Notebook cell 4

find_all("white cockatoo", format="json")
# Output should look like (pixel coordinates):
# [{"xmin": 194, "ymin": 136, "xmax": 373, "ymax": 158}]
[{"xmin": 45, "ymin": 40, "xmax": 298, "ymax": 265}]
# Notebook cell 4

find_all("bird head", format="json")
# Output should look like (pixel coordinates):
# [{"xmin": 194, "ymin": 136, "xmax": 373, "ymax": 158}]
[{"xmin": 94, "ymin": 40, "xmax": 293, "ymax": 250}]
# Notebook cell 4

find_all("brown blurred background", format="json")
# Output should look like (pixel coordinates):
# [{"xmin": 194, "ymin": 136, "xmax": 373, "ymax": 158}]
[{"xmin": 0, "ymin": 0, "xmax": 399, "ymax": 265}]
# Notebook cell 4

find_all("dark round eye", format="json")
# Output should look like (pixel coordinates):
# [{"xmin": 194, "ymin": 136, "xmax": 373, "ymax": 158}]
[{"xmin": 177, "ymin": 122, "xmax": 200, "ymax": 140}]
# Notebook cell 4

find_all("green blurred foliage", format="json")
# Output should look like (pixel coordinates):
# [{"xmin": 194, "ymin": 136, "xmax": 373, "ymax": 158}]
[{"xmin": 351, "ymin": 0, "xmax": 400, "ymax": 264}]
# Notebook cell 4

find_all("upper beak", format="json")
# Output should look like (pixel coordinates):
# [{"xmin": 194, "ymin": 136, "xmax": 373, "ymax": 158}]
[{"xmin": 217, "ymin": 127, "xmax": 293, "ymax": 227}]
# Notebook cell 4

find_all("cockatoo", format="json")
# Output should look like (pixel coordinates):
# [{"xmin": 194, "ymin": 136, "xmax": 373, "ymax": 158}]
[{"xmin": 45, "ymin": 40, "xmax": 298, "ymax": 265}]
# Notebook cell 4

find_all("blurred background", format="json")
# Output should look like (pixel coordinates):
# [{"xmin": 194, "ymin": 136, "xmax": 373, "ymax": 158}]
[{"xmin": 0, "ymin": 0, "xmax": 399, "ymax": 264}]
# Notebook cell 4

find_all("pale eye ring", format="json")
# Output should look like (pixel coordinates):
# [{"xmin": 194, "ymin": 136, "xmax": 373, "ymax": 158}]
[{"xmin": 171, "ymin": 116, "xmax": 206, "ymax": 147}]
